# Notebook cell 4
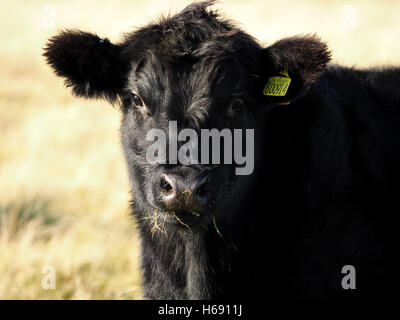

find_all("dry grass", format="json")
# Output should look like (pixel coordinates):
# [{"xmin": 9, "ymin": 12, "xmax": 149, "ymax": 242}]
[{"xmin": 0, "ymin": 0, "xmax": 399, "ymax": 299}]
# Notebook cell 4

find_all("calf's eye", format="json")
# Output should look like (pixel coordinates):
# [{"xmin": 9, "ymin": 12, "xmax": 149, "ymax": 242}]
[
  {"xmin": 230, "ymin": 97, "xmax": 244, "ymax": 112},
  {"xmin": 131, "ymin": 93, "xmax": 143, "ymax": 107}
]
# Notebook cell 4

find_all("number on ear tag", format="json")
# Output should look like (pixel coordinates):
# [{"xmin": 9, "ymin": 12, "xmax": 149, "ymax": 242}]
[{"xmin": 263, "ymin": 68, "xmax": 291, "ymax": 97}]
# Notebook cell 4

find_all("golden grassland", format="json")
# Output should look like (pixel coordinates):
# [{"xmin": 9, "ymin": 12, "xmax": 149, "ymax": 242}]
[{"xmin": 0, "ymin": 0, "xmax": 399, "ymax": 299}]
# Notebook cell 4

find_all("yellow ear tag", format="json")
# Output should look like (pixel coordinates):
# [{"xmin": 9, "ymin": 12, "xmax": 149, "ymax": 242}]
[{"xmin": 263, "ymin": 68, "xmax": 291, "ymax": 97}]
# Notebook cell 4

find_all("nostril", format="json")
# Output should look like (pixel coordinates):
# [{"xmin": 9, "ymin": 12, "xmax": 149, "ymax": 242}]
[
  {"xmin": 193, "ymin": 176, "xmax": 208, "ymax": 200},
  {"xmin": 160, "ymin": 174, "xmax": 175, "ymax": 198},
  {"xmin": 162, "ymin": 181, "xmax": 172, "ymax": 194}
]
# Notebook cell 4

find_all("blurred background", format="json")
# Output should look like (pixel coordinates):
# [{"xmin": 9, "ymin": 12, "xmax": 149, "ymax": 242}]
[{"xmin": 0, "ymin": 0, "xmax": 399, "ymax": 299}]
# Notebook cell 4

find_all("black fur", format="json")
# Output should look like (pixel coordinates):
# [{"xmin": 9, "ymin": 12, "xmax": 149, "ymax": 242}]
[{"xmin": 44, "ymin": 1, "xmax": 399, "ymax": 299}]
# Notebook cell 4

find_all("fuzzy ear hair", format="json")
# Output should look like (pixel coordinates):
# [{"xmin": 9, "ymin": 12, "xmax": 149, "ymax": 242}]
[
  {"xmin": 43, "ymin": 30, "xmax": 128, "ymax": 101},
  {"xmin": 261, "ymin": 35, "xmax": 331, "ymax": 104}
]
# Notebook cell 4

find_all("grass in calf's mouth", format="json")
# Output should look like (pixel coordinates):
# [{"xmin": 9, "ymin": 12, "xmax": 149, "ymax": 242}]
[
  {"xmin": 212, "ymin": 215, "xmax": 222, "ymax": 237},
  {"xmin": 172, "ymin": 212, "xmax": 191, "ymax": 231},
  {"xmin": 148, "ymin": 210, "xmax": 168, "ymax": 238}
]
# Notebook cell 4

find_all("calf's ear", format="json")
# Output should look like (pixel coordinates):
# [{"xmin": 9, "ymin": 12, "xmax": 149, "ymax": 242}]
[
  {"xmin": 260, "ymin": 35, "xmax": 331, "ymax": 104},
  {"xmin": 43, "ymin": 30, "xmax": 127, "ymax": 102}
]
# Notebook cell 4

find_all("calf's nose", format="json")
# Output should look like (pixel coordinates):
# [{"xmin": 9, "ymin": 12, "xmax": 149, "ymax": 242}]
[{"xmin": 160, "ymin": 174, "xmax": 209, "ymax": 213}]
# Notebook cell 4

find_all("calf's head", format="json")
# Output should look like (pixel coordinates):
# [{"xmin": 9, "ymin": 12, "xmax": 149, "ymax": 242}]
[{"xmin": 44, "ymin": 1, "xmax": 330, "ymax": 229}]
